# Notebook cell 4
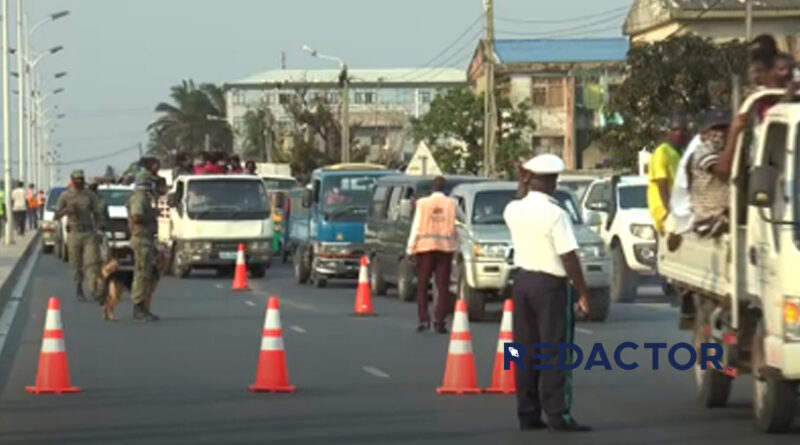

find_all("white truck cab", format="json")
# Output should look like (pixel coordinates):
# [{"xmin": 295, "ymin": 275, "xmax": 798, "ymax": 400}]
[
  {"xmin": 165, "ymin": 175, "xmax": 274, "ymax": 278},
  {"xmin": 659, "ymin": 90, "xmax": 800, "ymax": 433},
  {"xmin": 97, "ymin": 184, "xmax": 135, "ymax": 265},
  {"xmin": 581, "ymin": 175, "xmax": 657, "ymax": 303}
]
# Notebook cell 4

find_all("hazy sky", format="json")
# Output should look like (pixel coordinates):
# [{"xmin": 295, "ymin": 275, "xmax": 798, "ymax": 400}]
[{"xmin": 9, "ymin": 0, "xmax": 631, "ymax": 182}]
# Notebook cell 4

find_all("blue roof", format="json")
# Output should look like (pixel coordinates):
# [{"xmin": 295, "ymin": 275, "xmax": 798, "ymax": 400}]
[{"xmin": 494, "ymin": 38, "xmax": 629, "ymax": 64}]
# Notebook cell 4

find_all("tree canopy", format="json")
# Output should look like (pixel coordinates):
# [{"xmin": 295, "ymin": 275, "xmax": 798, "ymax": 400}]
[{"xmin": 598, "ymin": 35, "xmax": 748, "ymax": 167}]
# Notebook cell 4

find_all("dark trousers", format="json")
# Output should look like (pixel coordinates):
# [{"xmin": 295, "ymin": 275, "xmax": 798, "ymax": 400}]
[
  {"xmin": 415, "ymin": 250, "xmax": 453, "ymax": 325},
  {"xmin": 512, "ymin": 270, "xmax": 574, "ymax": 427},
  {"xmin": 13, "ymin": 211, "xmax": 25, "ymax": 236},
  {"xmin": 27, "ymin": 208, "xmax": 38, "ymax": 229}
]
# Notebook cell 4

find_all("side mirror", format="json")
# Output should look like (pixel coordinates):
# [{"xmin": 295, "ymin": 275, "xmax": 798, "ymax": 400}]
[
  {"xmin": 586, "ymin": 200, "xmax": 610, "ymax": 212},
  {"xmin": 301, "ymin": 188, "xmax": 313, "ymax": 208},
  {"xmin": 749, "ymin": 165, "xmax": 778, "ymax": 208},
  {"xmin": 585, "ymin": 211, "xmax": 603, "ymax": 226},
  {"xmin": 399, "ymin": 199, "xmax": 413, "ymax": 220}
]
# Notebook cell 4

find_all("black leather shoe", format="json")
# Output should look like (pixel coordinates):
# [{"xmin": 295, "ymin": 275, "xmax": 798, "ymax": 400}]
[
  {"xmin": 416, "ymin": 321, "xmax": 431, "ymax": 332},
  {"xmin": 434, "ymin": 323, "xmax": 448, "ymax": 334},
  {"xmin": 520, "ymin": 420, "xmax": 547, "ymax": 431},
  {"xmin": 76, "ymin": 284, "xmax": 87, "ymax": 302},
  {"xmin": 133, "ymin": 304, "xmax": 159, "ymax": 322},
  {"xmin": 549, "ymin": 419, "xmax": 592, "ymax": 432}
]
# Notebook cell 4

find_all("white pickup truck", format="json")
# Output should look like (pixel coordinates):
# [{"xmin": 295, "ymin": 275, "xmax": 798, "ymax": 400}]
[{"xmin": 659, "ymin": 90, "xmax": 800, "ymax": 433}]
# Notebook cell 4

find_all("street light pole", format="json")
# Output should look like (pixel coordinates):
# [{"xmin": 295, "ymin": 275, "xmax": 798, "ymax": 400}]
[
  {"xmin": 302, "ymin": 45, "xmax": 350, "ymax": 163},
  {"xmin": 3, "ymin": 0, "xmax": 13, "ymax": 244},
  {"xmin": 16, "ymin": 0, "xmax": 25, "ymax": 183}
]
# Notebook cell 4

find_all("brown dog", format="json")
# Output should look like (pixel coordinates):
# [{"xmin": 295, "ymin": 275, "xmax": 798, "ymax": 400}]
[{"xmin": 99, "ymin": 250, "xmax": 165, "ymax": 321}]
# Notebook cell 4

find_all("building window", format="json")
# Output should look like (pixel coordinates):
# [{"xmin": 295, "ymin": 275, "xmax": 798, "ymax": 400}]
[
  {"xmin": 371, "ymin": 135, "xmax": 386, "ymax": 146},
  {"xmin": 232, "ymin": 91, "xmax": 245, "ymax": 105},
  {"xmin": 419, "ymin": 91, "xmax": 432, "ymax": 104},
  {"xmin": 531, "ymin": 78, "xmax": 564, "ymax": 108},
  {"xmin": 279, "ymin": 93, "xmax": 293, "ymax": 105},
  {"xmin": 355, "ymin": 92, "xmax": 376, "ymax": 104}
]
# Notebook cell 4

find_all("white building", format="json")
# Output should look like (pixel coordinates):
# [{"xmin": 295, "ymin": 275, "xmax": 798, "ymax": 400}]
[{"xmin": 222, "ymin": 68, "xmax": 466, "ymax": 159}]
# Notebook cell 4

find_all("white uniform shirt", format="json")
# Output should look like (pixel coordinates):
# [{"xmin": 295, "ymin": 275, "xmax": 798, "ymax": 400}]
[
  {"xmin": 503, "ymin": 191, "xmax": 578, "ymax": 277},
  {"xmin": 665, "ymin": 134, "xmax": 700, "ymax": 234},
  {"xmin": 11, "ymin": 187, "xmax": 27, "ymax": 212}
]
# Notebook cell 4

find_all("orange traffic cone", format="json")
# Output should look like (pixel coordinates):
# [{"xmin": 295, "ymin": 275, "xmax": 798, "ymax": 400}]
[
  {"xmin": 26, "ymin": 297, "xmax": 80, "ymax": 394},
  {"xmin": 351, "ymin": 256, "xmax": 376, "ymax": 316},
  {"xmin": 484, "ymin": 299, "xmax": 516, "ymax": 394},
  {"xmin": 437, "ymin": 299, "xmax": 480, "ymax": 395},
  {"xmin": 250, "ymin": 296, "xmax": 296, "ymax": 393},
  {"xmin": 232, "ymin": 243, "xmax": 249, "ymax": 291}
]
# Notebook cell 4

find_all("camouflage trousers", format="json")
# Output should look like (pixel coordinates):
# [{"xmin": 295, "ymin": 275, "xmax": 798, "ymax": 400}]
[
  {"xmin": 131, "ymin": 236, "xmax": 156, "ymax": 305},
  {"xmin": 68, "ymin": 231, "xmax": 100, "ymax": 294}
]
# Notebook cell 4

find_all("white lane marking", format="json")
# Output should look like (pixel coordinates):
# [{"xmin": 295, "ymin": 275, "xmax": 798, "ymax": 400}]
[
  {"xmin": 362, "ymin": 366, "xmax": 390, "ymax": 379},
  {"xmin": 0, "ymin": 244, "xmax": 41, "ymax": 356},
  {"xmin": 244, "ymin": 300, "xmax": 256, "ymax": 307},
  {"xmin": 290, "ymin": 325, "xmax": 306, "ymax": 334},
  {"xmin": 280, "ymin": 299, "xmax": 316, "ymax": 311},
  {"xmin": 215, "ymin": 284, "xmax": 223, "ymax": 289},
  {"xmin": 575, "ymin": 327, "xmax": 594, "ymax": 335}
]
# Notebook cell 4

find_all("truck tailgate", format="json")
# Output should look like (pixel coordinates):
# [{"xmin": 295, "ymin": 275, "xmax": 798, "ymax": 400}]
[{"xmin": 658, "ymin": 232, "xmax": 732, "ymax": 298}]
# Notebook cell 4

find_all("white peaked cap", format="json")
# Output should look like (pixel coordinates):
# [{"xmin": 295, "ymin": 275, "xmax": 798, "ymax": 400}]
[{"xmin": 522, "ymin": 154, "xmax": 565, "ymax": 175}]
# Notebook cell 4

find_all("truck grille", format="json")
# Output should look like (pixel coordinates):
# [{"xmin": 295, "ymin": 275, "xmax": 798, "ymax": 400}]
[{"xmin": 107, "ymin": 218, "xmax": 129, "ymax": 234}]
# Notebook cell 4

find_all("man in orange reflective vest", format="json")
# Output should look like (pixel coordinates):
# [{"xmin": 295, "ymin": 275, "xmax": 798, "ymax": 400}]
[
  {"xmin": 26, "ymin": 184, "xmax": 38, "ymax": 230},
  {"xmin": 406, "ymin": 176, "xmax": 458, "ymax": 334}
]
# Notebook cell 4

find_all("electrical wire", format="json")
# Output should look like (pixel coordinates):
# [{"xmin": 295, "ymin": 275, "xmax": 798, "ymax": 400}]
[
  {"xmin": 402, "ymin": 27, "xmax": 485, "ymax": 82},
  {"xmin": 495, "ymin": 12, "xmax": 628, "ymax": 38},
  {"xmin": 57, "ymin": 143, "xmax": 141, "ymax": 166},
  {"xmin": 665, "ymin": 0, "xmax": 724, "ymax": 39},
  {"xmin": 397, "ymin": 13, "xmax": 484, "ymax": 80},
  {"xmin": 495, "ymin": 4, "xmax": 630, "ymax": 25}
]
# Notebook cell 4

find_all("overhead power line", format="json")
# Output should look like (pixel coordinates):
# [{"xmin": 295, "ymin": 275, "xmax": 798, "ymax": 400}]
[
  {"xmin": 665, "ymin": 0, "xmax": 724, "ymax": 39},
  {"xmin": 398, "ymin": 13, "xmax": 484, "ymax": 79},
  {"xmin": 495, "ymin": 4, "xmax": 630, "ymax": 25},
  {"xmin": 402, "ymin": 27, "xmax": 485, "ymax": 83},
  {"xmin": 58, "ymin": 143, "xmax": 141, "ymax": 166},
  {"xmin": 495, "ymin": 12, "xmax": 628, "ymax": 38}
]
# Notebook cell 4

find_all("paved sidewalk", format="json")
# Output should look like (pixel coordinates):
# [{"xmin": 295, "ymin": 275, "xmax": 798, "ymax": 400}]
[{"xmin": 0, "ymin": 233, "xmax": 38, "ymax": 301}]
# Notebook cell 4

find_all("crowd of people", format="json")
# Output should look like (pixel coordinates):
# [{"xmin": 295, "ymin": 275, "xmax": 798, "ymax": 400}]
[
  {"xmin": 1, "ymin": 182, "xmax": 45, "ymax": 237},
  {"xmin": 647, "ymin": 33, "xmax": 797, "ymax": 250},
  {"xmin": 171, "ymin": 151, "xmax": 258, "ymax": 177}
]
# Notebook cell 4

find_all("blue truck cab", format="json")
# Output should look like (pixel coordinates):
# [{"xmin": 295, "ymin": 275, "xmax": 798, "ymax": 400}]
[{"xmin": 289, "ymin": 163, "xmax": 394, "ymax": 288}]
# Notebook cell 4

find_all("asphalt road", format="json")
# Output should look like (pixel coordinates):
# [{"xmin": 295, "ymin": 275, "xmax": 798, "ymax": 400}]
[{"xmin": 0, "ymin": 254, "xmax": 799, "ymax": 444}]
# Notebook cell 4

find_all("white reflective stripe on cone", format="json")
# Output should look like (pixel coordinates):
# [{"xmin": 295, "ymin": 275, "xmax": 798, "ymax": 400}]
[
  {"xmin": 358, "ymin": 265, "xmax": 368, "ymax": 283},
  {"xmin": 264, "ymin": 310, "xmax": 282, "ymax": 330},
  {"xmin": 500, "ymin": 311, "xmax": 512, "ymax": 332},
  {"xmin": 260, "ymin": 336, "xmax": 285, "ymax": 351},
  {"xmin": 451, "ymin": 311, "xmax": 469, "ymax": 333},
  {"xmin": 41, "ymin": 338, "xmax": 66, "ymax": 353},
  {"xmin": 496, "ymin": 340, "xmax": 508, "ymax": 353},
  {"xmin": 237, "ymin": 250, "xmax": 246, "ymax": 264},
  {"xmin": 44, "ymin": 310, "xmax": 63, "ymax": 331},
  {"xmin": 448, "ymin": 339, "xmax": 473, "ymax": 355}
]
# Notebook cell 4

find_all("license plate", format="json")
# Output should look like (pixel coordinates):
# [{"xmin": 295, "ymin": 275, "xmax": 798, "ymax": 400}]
[{"xmin": 219, "ymin": 252, "xmax": 237, "ymax": 260}]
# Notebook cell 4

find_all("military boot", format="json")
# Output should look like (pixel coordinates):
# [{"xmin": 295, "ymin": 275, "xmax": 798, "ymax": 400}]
[
  {"xmin": 76, "ymin": 283, "xmax": 87, "ymax": 302},
  {"xmin": 133, "ymin": 303, "xmax": 159, "ymax": 322}
]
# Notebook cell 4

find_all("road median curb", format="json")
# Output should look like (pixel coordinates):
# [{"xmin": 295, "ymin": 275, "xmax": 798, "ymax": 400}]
[{"xmin": 0, "ymin": 233, "xmax": 41, "ymax": 311}]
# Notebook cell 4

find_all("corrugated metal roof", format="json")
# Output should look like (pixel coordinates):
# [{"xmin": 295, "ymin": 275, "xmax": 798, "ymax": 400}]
[
  {"xmin": 226, "ymin": 68, "xmax": 466, "ymax": 88},
  {"xmin": 671, "ymin": 0, "xmax": 800, "ymax": 11},
  {"xmin": 494, "ymin": 38, "xmax": 629, "ymax": 64}
]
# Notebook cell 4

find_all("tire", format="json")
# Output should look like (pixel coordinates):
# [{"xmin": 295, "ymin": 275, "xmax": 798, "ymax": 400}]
[
  {"xmin": 293, "ymin": 247, "xmax": 310, "ymax": 284},
  {"xmin": 458, "ymin": 268, "xmax": 485, "ymax": 321},
  {"xmin": 55, "ymin": 238, "xmax": 63, "ymax": 259},
  {"xmin": 314, "ymin": 275, "xmax": 328, "ymax": 288},
  {"xmin": 692, "ymin": 303, "xmax": 732, "ymax": 408},
  {"xmin": 610, "ymin": 244, "xmax": 637, "ymax": 303},
  {"xmin": 171, "ymin": 248, "xmax": 191, "ymax": 279},
  {"xmin": 586, "ymin": 288, "xmax": 610, "ymax": 322},
  {"xmin": 370, "ymin": 257, "xmax": 388, "ymax": 296},
  {"xmin": 63, "ymin": 243, "xmax": 69, "ymax": 262},
  {"xmin": 250, "ymin": 266, "xmax": 266, "ymax": 279},
  {"xmin": 264, "ymin": 258, "xmax": 272, "ymax": 270},
  {"xmin": 281, "ymin": 247, "xmax": 291, "ymax": 264},
  {"xmin": 217, "ymin": 266, "xmax": 234, "ymax": 278},
  {"xmin": 396, "ymin": 258, "xmax": 416, "ymax": 302},
  {"xmin": 752, "ymin": 320, "xmax": 797, "ymax": 433}
]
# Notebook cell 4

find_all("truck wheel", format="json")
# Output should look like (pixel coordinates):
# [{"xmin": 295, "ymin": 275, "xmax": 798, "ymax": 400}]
[
  {"xmin": 63, "ymin": 243, "xmax": 69, "ymax": 262},
  {"xmin": 294, "ymin": 253, "xmax": 309, "ymax": 284},
  {"xmin": 55, "ymin": 239, "xmax": 62, "ymax": 259},
  {"xmin": 250, "ymin": 266, "xmax": 266, "ymax": 279},
  {"xmin": 314, "ymin": 275, "xmax": 328, "ymax": 288},
  {"xmin": 396, "ymin": 258, "xmax": 416, "ymax": 302},
  {"xmin": 171, "ymin": 249, "xmax": 191, "ymax": 279},
  {"xmin": 281, "ymin": 247, "xmax": 291, "ymax": 264},
  {"xmin": 610, "ymin": 244, "xmax": 637, "ymax": 303},
  {"xmin": 752, "ymin": 320, "xmax": 797, "ymax": 433},
  {"xmin": 587, "ymin": 288, "xmax": 610, "ymax": 322},
  {"xmin": 369, "ymin": 258, "xmax": 388, "ymax": 296},
  {"xmin": 458, "ymin": 271, "xmax": 485, "ymax": 321},
  {"xmin": 692, "ymin": 305, "xmax": 732, "ymax": 408}
]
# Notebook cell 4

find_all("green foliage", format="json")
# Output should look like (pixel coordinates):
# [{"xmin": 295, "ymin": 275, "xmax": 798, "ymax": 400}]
[
  {"xmin": 598, "ymin": 35, "xmax": 748, "ymax": 168},
  {"xmin": 410, "ymin": 86, "xmax": 533, "ymax": 176},
  {"xmin": 147, "ymin": 80, "xmax": 232, "ymax": 162},
  {"xmin": 240, "ymin": 103, "xmax": 280, "ymax": 162}
]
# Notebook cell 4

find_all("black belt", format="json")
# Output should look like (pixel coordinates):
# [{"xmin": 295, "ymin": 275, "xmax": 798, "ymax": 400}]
[{"xmin": 68, "ymin": 224, "xmax": 93, "ymax": 232}]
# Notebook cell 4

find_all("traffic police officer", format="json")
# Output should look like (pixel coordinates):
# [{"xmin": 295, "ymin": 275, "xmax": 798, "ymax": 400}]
[
  {"xmin": 127, "ymin": 158, "xmax": 161, "ymax": 322},
  {"xmin": 503, "ymin": 154, "xmax": 592, "ymax": 433},
  {"xmin": 55, "ymin": 170, "xmax": 104, "ymax": 301}
]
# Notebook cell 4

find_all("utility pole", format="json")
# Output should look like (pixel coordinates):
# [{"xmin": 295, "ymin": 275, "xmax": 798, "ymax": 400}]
[
  {"xmin": 340, "ymin": 66, "xmax": 350, "ymax": 163},
  {"xmin": 138, "ymin": 142, "xmax": 143, "ymax": 157},
  {"xmin": 483, "ymin": 0, "xmax": 496, "ymax": 178},
  {"xmin": 745, "ymin": 0, "xmax": 753, "ymax": 41},
  {"xmin": 16, "ymin": 0, "xmax": 24, "ymax": 184},
  {"xmin": 3, "ymin": 0, "xmax": 14, "ymax": 244}
]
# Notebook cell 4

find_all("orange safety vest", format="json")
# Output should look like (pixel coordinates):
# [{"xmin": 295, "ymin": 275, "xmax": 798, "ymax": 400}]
[
  {"xmin": 408, "ymin": 193, "xmax": 458, "ymax": 254},
  {"xmin": 26, "ymin": 190, "xmax": 37, "ymax": 209},
  {"xmin": 37, "ymin": 192, "xmax": 44, "ymax": 206}
]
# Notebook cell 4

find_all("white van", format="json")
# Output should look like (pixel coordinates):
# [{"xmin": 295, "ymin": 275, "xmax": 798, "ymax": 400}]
[{"xmin": 165, "ymin": 175, "xmax": 274, "ymax": 278}]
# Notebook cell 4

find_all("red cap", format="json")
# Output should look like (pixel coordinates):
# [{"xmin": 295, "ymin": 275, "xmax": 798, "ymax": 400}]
[
  {"xmin": 47, "ymin": 297, "xmax": 60, "ymax": 310},
  {"xmin": 268, "ymin": 296, "xmax": 279, "ymax": 310}
]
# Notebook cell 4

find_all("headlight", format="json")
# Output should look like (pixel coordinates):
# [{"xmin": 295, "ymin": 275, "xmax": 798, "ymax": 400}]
[
  {"xmin": 630, "ymin": 224, "xmax": 656, "ymax": 241},
  {"xmin": 785, "ymin": 298, "xmax": 800, "ymax": 341},
  {"xmin": 314, "ymin": 243, "xmax": 351, "ymax": 255},
  {"xmin": 473, "ymin": 243, "xmax": 508, "ymax": 259},
  {"xmin": 187, "ymin": 241, "xmax": 212, "ymax": 251},
  {"xmin": 250, "ymin": 241, "xmax": 271, "ymax": 250},
  {"xmin": 578, "ymin": 243, "xmax": 605, "ymax": 260}
]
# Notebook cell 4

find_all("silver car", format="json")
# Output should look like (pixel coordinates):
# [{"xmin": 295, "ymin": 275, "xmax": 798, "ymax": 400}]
[{"xmin": 449, "ymin": 181, "xmax": 611, "ymax": 321}]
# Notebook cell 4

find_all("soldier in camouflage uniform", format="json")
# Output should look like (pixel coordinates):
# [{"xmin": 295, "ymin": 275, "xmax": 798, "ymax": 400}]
[
  {"xmin": 127, "ymin": 158, "xmax": 162, "ymax": 322},
  {"xmin": 55, "ymin": 170, "xmax": 105, "ymax": 301}
]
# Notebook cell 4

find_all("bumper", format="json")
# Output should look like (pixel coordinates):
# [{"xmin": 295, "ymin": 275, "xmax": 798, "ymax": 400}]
[
  {"xmin": 583, "ymin": 258, "xmax": 612, "ymax": 289},
  {"xmin": 177, "ymin": 240, "xmax": 272, "ymax": 268},
  {"xmin": 42, "ymin": 229, "xmax": 58, "ymax": 245},
  {"xmin": 466, "ymin": 259, "xmax": 513, "ymax": 291},
  {"xmin": 765, "ymin": 335, "xmax": 800, "ymax": 380},
  {"xmin": 313, "ymin": 256, "xmax": 362, "ymax": 278},
  {"xmin": 628, "ymin": 242, "xmax": 657, "ymax": 273}
]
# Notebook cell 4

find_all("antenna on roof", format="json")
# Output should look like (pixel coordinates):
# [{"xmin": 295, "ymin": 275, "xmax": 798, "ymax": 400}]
[{"xmin": 281, "ymin": 52, "xmax": 286, "ymax": 69}]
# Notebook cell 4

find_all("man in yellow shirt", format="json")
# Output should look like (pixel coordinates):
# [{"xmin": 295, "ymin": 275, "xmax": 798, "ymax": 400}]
[{"xmin": 647, "ymin": 116, "xmax": 689, "ymax": 234}]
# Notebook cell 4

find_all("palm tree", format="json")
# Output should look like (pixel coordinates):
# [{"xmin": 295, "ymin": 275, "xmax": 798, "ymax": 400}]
[{"xmin": 147, "ymin": 80, "xmax": 232, "ymax": 160}]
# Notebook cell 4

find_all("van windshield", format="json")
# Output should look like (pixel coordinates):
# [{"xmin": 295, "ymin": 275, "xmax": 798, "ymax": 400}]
[
  {"xmin": 472, "ymin": 190, "xmax": 581, "ymax": 225},
  {"xmin": 187, "ymin": 179, "xmax": 269, "ymax": 220},
  {"xmin": 321, "ymin": 175, "xmax": 378, "ymax": 222},
  {"xmin": 98, "ymin": 189, "xmax": 133, "ymax": 207},
  {"xmin": 262, "ymin": 177, "xmax": 297, "ymax": 190}
]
